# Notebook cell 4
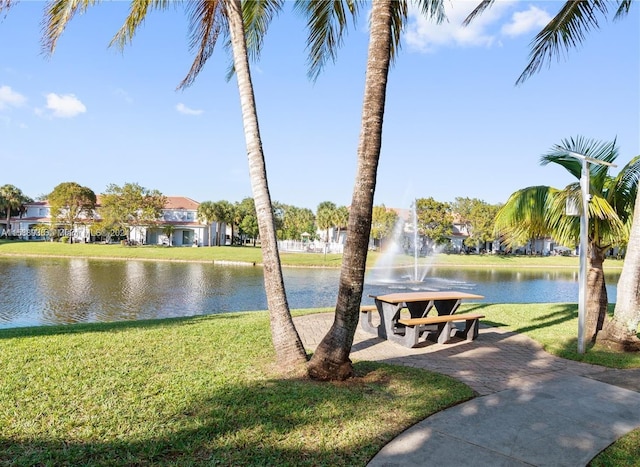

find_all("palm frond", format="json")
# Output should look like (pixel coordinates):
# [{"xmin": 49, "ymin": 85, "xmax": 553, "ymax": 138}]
[
  {"xmin": 243, "ymin": 0, "xmax": 283, "ymax": 62},
  {"xmin": 607, "ymin": 155, "xmax": 640, "ymax": 223},
  {"xmin": 109, "ymin": 0, "xmax": 175, "ymax": 50},
  {"xmin": 546, "ymin": 185, "xmax": 580, "ymax": 246},
  {"xmin": 494, "ymin": 186, "xmax": 558, "ymax": 247},
  {"xmin": 614, "ymin": 0, "xmax": 633, "ymax": 20},
  {"xmin": 541, "ymin": 135, "xmax": 618, "ymax": 189},
  {"xmin": 0, "ymin": 0, "xmax": 15, "ymax": 14},
  {"xmin": 41, "ymin": 0, "xmax": 93, "ymax": 55},
  {"xmin": 223, "ymin": 0, "xmax": 283, "ymax": 81},
  {"xmin": 516, "ymin": 0, "xmax": 614, "ymax": 85},
  {"xmin": 293, "ymin": 0, "xmax": 361, "ymax": 81},
  {"xmin": 178, "ymin": 0, "xmax": 226, "ymax": 90},
  {"xmin": 388, "ymin": 0, "xmax": 407, "ymax": 63},
  {"xmin": 393, "ymin": 0, "xmax": 446, "ymax": 62},
  {"xmin": 462, "ymin": 0, "xmax": 494, "ymax": 27}
]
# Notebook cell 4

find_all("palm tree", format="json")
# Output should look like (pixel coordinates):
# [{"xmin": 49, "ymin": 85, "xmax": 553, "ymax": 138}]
[
  {"xmin": 316, "ymin": 201, "xmax": 337, "ymax": 243},
  {"xmin": 333, "ymin": 205, "xmax": 349, "ymax": 243},
  {"xmin": 197, "ymin": 201, "xmax": 217, "ymax": 247},
  {"xmin": 37, "ymin": 0, "xmax": 307, "ymax": 369},
  {"xmin": 298, "ymin": 0, "xmax": 446, "ymax": 380},
  {"xmin": 465, "ymin": 0, "xmax": 640, "ymax": 350},
  {"xmin": 494, "ymin": 136, "xmax": 639, "ymax": 343},
  {"xmin": 0, "ymin": 184, "xmax": 29, "ymax": 234}
]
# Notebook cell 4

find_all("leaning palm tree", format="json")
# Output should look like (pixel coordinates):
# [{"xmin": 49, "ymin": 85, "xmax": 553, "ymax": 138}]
[
  {"xmin": 465, "ymin": 0, "xmax": 640, "ymax": 350},
  {"xmin": 36, "ymin": 0, "xmax": 307, "ymax": 369},
  {"xmin": 297, "ymin": 0, "xmax": 446, "ymax": 380},
  {"xmin": 494, "ymin": 136, "xmax": 639, "ymax": 344}
]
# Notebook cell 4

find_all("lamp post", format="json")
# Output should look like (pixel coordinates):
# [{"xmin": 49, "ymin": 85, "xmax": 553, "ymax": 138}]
[{"xmin": 566, "ymin": 151, "xmax": 616, "ymax": 354}]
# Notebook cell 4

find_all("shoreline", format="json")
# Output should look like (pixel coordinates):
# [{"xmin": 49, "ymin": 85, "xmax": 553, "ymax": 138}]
[{"xmin": 0, "ymin": 251, "xmax": 624, "ymax": 271}]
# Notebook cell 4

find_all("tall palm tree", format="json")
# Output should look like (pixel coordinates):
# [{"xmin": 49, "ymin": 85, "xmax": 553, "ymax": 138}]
[
  {"xmin": 37, "ymin": 0, "xmax": 307, "ymax": 369},
  {"xmin": 494, "ymin": 136, "xmax": 639, "ymax": 343},
  {"xmin": 298, "ymin": 0, "xmax": 446, "ymax": 380},
  {"xmin": 465, "ymin": 0, "xmax": 640, "ymax": 350}
]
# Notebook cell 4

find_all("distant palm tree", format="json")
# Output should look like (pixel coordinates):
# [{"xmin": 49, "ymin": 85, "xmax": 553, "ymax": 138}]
[
  {"xmin": 0, "ymin": 184, "xmax": 29, "ymax": 234},
  {"xmin": 197, "ymin": 201, "xmax": 217, "ymax": 247},
  {"xmin": 35, "ymin": 0, "xmax": 307, "ymax": 369},
  {"xmin": 494, "ymin": 136, "xmax": 639, "ymax": 343}
]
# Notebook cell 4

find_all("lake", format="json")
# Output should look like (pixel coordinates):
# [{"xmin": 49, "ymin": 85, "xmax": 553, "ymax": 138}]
[{"xmin": 0, "ymin": 257, "xmax": 620, "ymax": 329}]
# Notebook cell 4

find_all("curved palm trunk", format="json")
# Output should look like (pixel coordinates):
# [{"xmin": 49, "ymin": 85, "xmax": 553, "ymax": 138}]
[
  {"xmin": 585, "ymin": 245, "xmax": 608, "ymax": 342},
  {"xmin": 597, "ymin": 190, "xmax": 640, "ymax": 351},
  {"xmin": 307, "ymin": 0, "xmax": 392, "ymax": 381},
  {"xmin": 226, "ymin": 0, "xmax": 307, "ymax": 369}
]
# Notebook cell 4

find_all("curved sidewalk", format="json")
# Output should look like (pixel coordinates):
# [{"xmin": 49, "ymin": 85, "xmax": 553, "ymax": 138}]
[{"xmin": 294, "ymin": 312, "xmax": 640, "ymax": 467}]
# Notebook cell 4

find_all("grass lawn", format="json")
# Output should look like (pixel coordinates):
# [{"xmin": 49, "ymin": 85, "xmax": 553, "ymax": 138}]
[
  {"xmin": 0, "ymin": 311, "xmax": 474, "ymax": 466},
  {"xmin": 0, "ymin": 239, "xmax": 625, "ymax": 270}
]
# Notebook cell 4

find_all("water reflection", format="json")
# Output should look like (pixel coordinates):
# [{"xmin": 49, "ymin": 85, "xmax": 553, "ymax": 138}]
[{"xmin": 0, "ymin": 257, "xmax": 620, "ymax": 329}]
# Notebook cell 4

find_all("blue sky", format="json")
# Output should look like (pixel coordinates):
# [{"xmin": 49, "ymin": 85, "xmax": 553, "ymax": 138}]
[{"xmin": 1, "ymin": 1, "xmax": 638, "ymax": 211}]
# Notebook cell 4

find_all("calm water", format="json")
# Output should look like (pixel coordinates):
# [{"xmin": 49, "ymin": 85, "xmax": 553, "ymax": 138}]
[{"xmin": 0, "ymin": 257, "xmax": 620, "ymax": 329}]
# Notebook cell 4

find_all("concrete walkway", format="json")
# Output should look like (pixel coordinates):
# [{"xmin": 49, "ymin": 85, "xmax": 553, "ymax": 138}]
[{"xmin": 294, "ymin": 313, "xmax": 640, "ymax": 467}]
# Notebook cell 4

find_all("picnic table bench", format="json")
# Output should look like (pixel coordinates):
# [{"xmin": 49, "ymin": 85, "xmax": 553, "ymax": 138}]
[{"xmin": 361, "ymin": 291, "xmax": 484, "ymax": 348}]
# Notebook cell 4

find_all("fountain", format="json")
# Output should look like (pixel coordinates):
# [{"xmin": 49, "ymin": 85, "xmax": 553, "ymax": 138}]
[
  {"xmin": 366, "ymin": 201, "xmax": 473, "ymax": 293},
  {"xmin": 367, "ymin": 201, "xmax": 432, "ymax": 289}
]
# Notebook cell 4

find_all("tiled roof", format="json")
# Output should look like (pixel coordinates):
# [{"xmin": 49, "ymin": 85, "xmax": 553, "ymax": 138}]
[{"xmin": 164, "ymin": 196, "xmax": 199, "ymax": 210}]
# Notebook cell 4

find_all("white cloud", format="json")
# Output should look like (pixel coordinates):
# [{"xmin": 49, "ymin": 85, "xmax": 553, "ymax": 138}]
[
  {"xmin": 40, "ymin": 93, "xmax": 87, "ymax": 118},
  {"xmin": 501, "ymin": 6, "xmax": 552, "ymax": 37},
  {"xmin": 0, "ymin": 85, "xmax": 27, "ymax": 110},
  {"xmin": 405, "ymin": 1, "xmax": 551, "ymax": 52},
  {"xmin": 176, "ymin": 103, "xmax": 204, "ymax": 116}
]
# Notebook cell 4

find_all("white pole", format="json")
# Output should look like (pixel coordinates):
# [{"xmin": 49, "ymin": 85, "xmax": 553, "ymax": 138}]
[
  {"xmin": 577, "ymin": 158, "xmax": 589, "ymax": 354},
  {"xmin": 413, "ymin": 200, "xmax": 418, "ymax": 282}
]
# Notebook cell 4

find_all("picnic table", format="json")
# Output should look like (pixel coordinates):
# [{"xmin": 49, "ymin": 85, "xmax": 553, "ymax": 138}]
[{"xmin": 361, "ymin": 291, "xmax": 485, "ymax": 348}]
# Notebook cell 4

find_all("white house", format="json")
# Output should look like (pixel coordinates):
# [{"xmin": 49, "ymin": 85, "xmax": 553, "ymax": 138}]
[{"xmin": 8, "ymin": 196, "xmax": 227, "ymax": 247}]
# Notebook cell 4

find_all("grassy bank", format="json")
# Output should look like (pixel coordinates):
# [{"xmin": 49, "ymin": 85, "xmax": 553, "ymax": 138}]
[
  {"xmin": 1, "ymin": 305, "xmax": 638, "ymax": 464},
  {"xmin": 0, "ymin": 239, "xmax": 625, "ymax": 270},
  {"xmin": 0, "ymin": 310, "xmax": 474, "ymax": 466}
]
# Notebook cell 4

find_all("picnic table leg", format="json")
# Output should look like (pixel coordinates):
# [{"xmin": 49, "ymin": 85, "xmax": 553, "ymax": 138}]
[
  {"xmin": 458, "ymin": 317, "xmax": 480, "ymax": 341},
  {"xmin": 436, "ymin": 321, "xmax": 455, "ymax": 344},
  {"xmin": 360, "ymin": 309, "xmax": 379, "ymax": 335}
]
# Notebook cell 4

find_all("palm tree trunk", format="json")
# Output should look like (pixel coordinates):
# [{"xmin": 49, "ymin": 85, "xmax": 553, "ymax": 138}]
[
  {"xmin": 585, "ymin": 245, "xmax": 608, "ymax": 342},
  {"xmin": 307, "ymin": 0, "xmax": 392, "ymax": 381},
  {"xmin": 226, "ymin": 0, "xmax": 307, "ymax": 369},
  {"xmin": 597, "ymin": 190, "xmax": 640, "ymax": 351}
]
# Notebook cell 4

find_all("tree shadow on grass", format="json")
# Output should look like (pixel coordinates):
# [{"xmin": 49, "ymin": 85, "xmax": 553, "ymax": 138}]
[{"xmin": 0, "ymin": 362, "xmax": 472, "ymax": 467}]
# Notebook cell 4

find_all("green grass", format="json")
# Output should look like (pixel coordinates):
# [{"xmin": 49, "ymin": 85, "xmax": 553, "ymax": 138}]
[
  {"xmin": 0, "ymin": 239, "xmax": 625, "ymax": 270},
  {"xmin": 0, "ymin": 311, "xmax": 474, "ymax": 466},
  {"xmin": 590, "ymin": 430, "xmax": 640, "ymax": 466}
]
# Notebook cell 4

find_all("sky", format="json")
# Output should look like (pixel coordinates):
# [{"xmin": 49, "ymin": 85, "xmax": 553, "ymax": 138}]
[{"xmin": 1, "ymin": 1, "xmax": 638, "ymax": 212}]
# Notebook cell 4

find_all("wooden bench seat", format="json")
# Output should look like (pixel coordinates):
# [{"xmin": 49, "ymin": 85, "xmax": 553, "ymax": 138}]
[
  {"xmin": 360, "ymin": 305, "xmax": 377, "ymax": 312},
  {"xmin": 397, "ymin": 312, "xmax": 485, "ymax": 345}
]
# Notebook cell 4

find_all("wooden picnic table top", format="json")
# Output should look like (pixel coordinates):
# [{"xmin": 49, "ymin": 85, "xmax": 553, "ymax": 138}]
[{"xmin": 370, "ymin": 291, "xmax": 484, "ymax": 304}]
